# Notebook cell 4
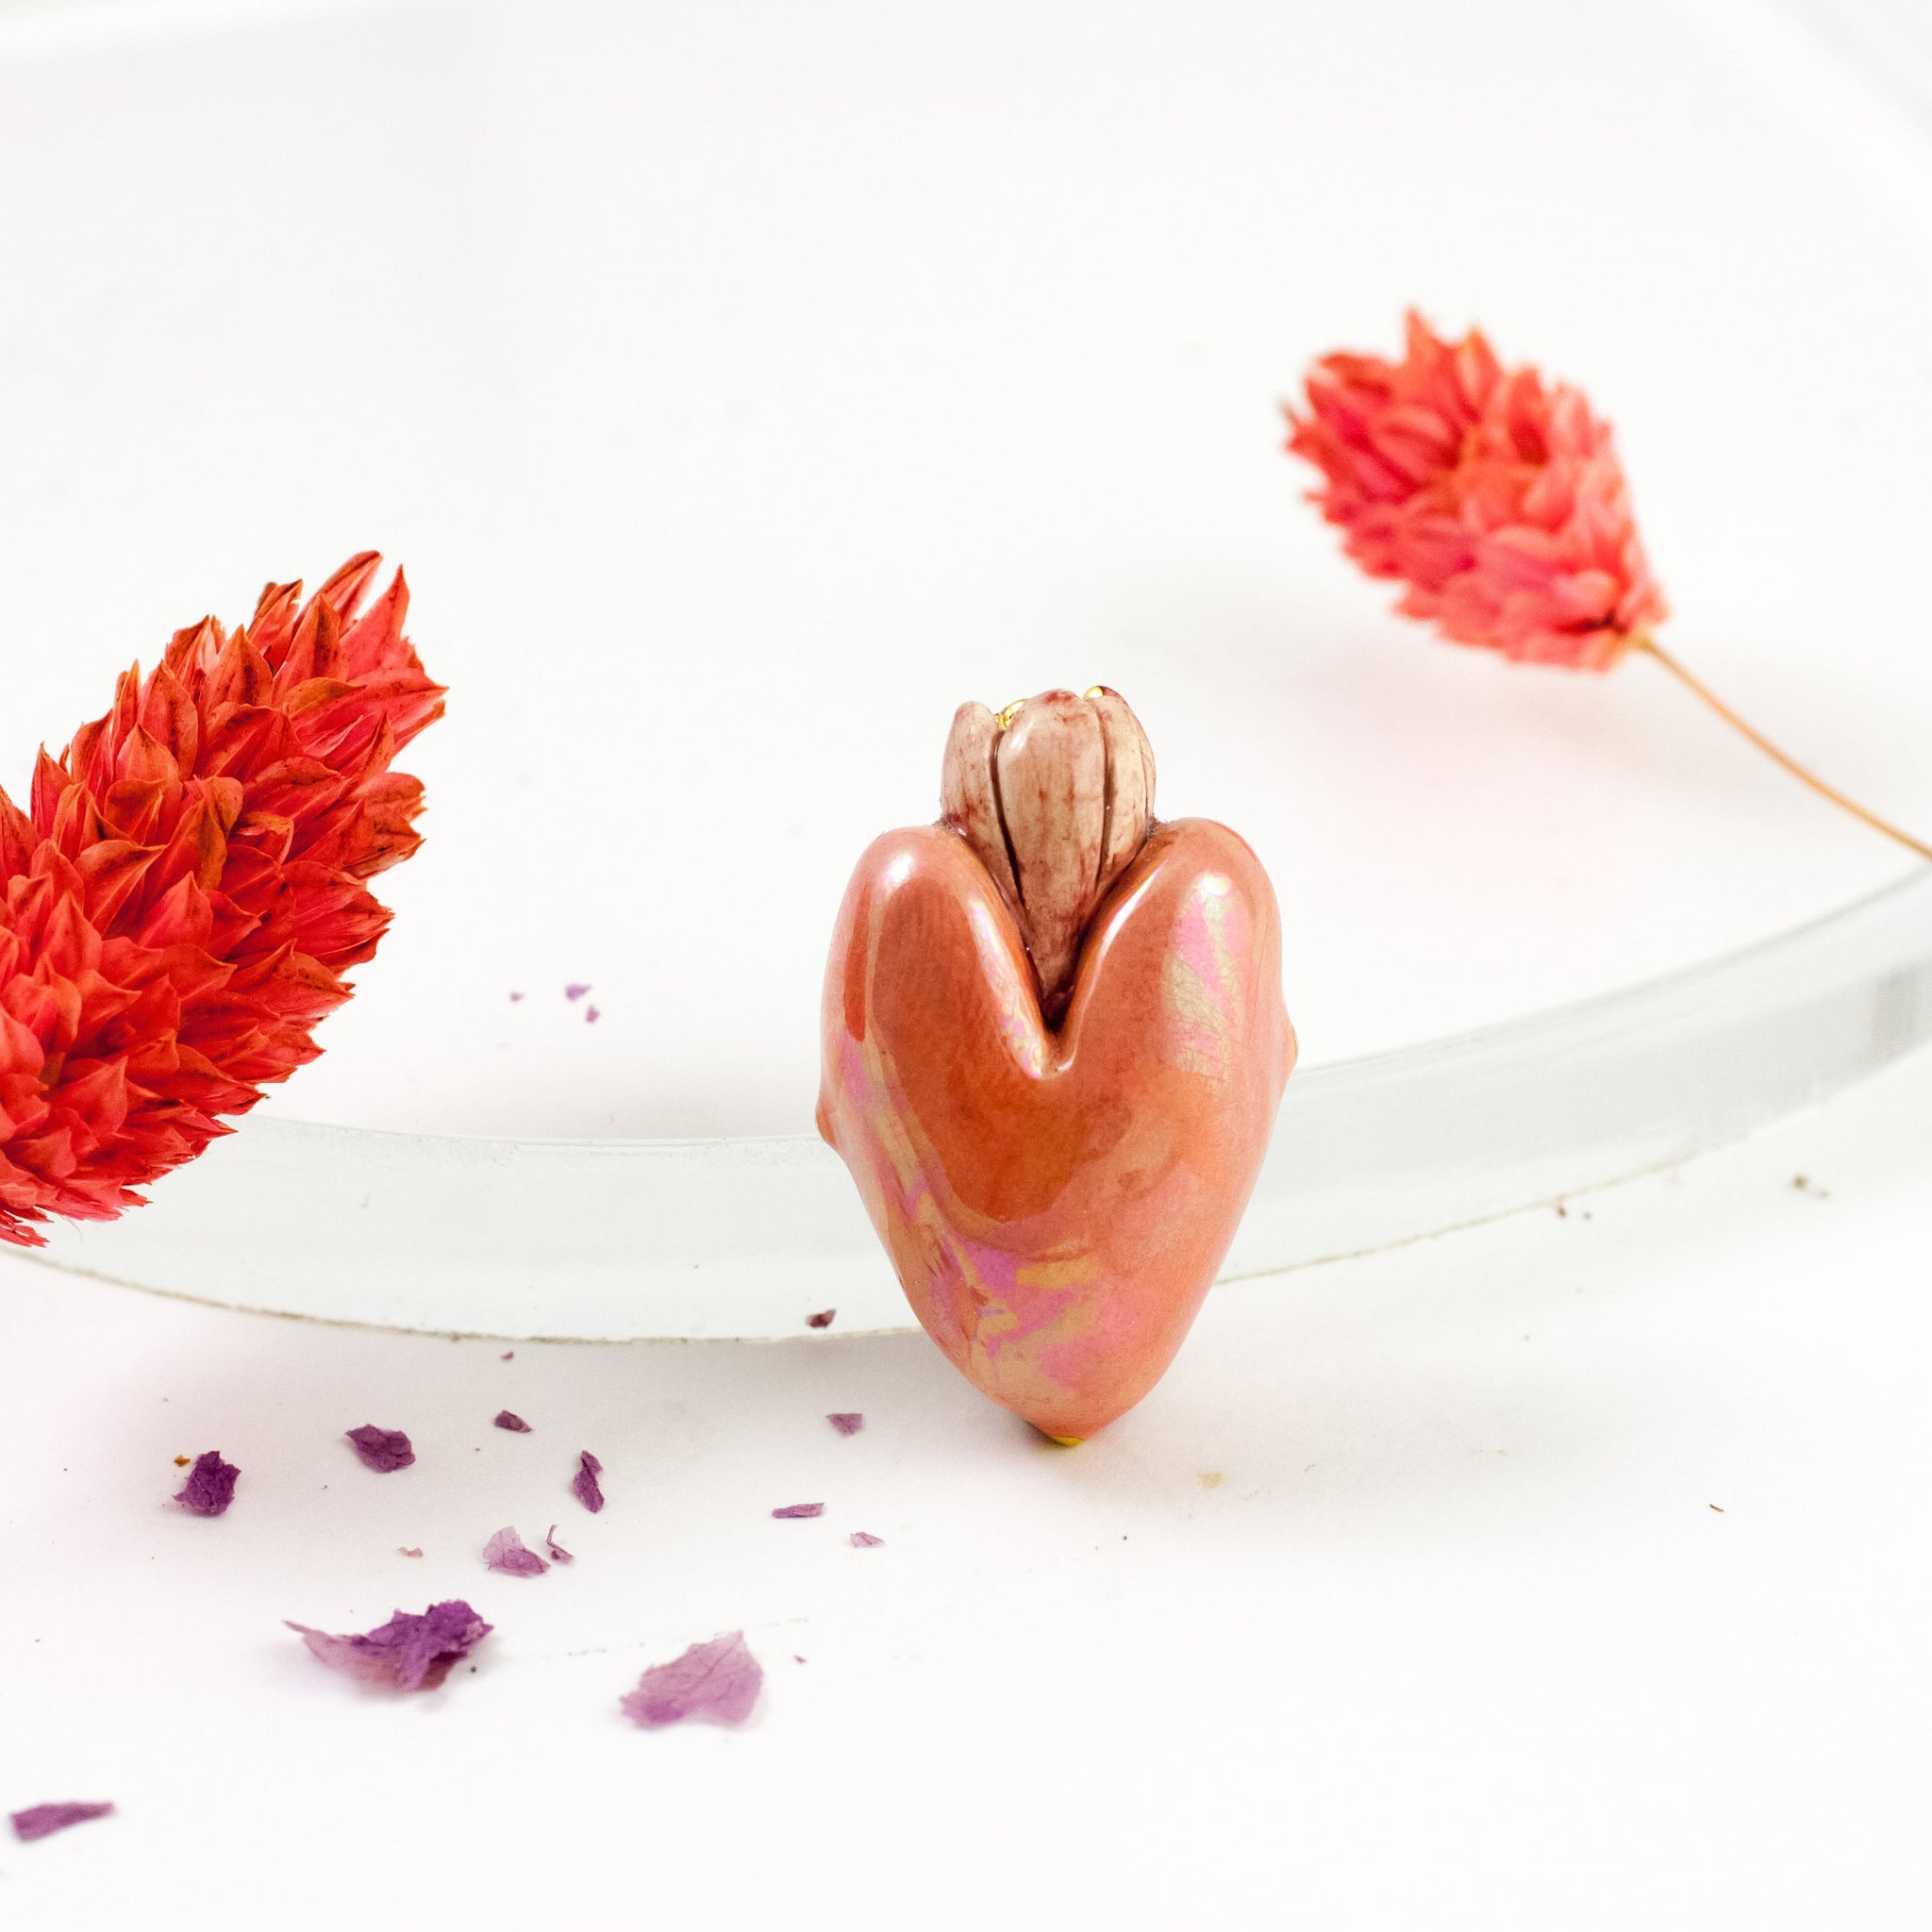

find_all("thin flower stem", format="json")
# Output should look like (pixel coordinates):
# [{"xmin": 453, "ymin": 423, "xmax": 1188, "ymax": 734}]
[{"xmin": 1635, "ymin": 634, "xmax": 1932, "ymax": 864}]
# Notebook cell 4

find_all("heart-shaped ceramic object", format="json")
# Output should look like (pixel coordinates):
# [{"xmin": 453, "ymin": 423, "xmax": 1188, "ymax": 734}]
[{"xmin": 817, "ymin": 816, "xmax": 1294, "ymax": 1440}]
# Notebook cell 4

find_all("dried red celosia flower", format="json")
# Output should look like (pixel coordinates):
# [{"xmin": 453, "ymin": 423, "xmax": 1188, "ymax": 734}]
[
  {"xmin": 0, "ymin": 556, "xmax": 443, "ymax": 1246},
  {"xmin": 1286, "ymin": 310, "xmax": 1665, "ymax": 669}
]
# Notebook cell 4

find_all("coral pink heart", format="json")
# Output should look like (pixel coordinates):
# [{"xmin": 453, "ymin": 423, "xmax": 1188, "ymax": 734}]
[{"xmin": 818, "ymin": 813, "xmax": 1293, "ymax": 1441}]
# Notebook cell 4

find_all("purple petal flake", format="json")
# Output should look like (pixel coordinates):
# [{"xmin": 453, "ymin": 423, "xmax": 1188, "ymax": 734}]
[
  {"xmin": 345, "ymin": 1425, "xmax": 415, "ymax": 1474},
  {"xmin": 585, "ymin": 1004, "xmax": 601, "ymax": 1024},
  {"xmin": 850, "ymin": 1530, "xmax": 886, "ymax": 1548},
  {"xmin": 826, "ymin": 1412, "xmax": 864, "ymax": 1436},
  {"xmin": 564, "ymin": 982, "xmax": 591, "ymax": 1001},
  {"xmin": 573, "ymin": 1450, "xmax": 605, "ymax": 1513},
  {"xmin": 771, "ymin": 1502, "xmax": 825, "ymax": 1519},
  {"xmin": 621, "ymin": 1631, "xmax": 762, "ymax": 1729},
  {"xmin": 508, "ymin": 991, "xmax": 525, "ymax": 1002},
  {"xmin": 805, "ymin": 1308, "xmax": 836, "ymax": 1329},
  {"xmin": 11, "ymin": 1802, "xmax": 113, "ymax": 1842},
  {"xmin": 493, "ymin": 1409, "xmax": 532, "ymax": 1433},
  {"xmin": 287, "ymin": 1600, "xmax": 492, "ymax": 1691},
  {"xmin": 544, "ymin": 1524, "xmax": 575, "ymax": 1564},
  {"xmin": 174, "ymin": 1449, "xmax": 238, "ymax": 1517},
  {"xmin": 484, "ymin": 1526, "xmax": 549, "ymax": 1577}
]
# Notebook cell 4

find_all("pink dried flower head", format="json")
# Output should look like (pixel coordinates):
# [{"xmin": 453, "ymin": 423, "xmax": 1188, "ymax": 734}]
[
  {"xmin": 0, "ymin": 555, "xmax": 443, "ymax": 1246},
  {"xmin": 1286, "ymin": 311, "xmax": 1665, "ymax": 669}
]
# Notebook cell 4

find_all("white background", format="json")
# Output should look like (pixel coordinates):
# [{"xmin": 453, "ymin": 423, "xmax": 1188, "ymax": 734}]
[
  {"xmin": 4, "ymin": 1, "xmax": 1932, "ymax": 1926},
  {"xmin": 6, "ymin": 0, "xmax": 1932, "ymax": 1138}
]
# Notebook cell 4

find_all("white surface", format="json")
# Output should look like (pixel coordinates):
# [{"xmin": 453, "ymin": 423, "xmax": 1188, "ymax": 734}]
[
  {"xmin": 4, "ymin": 0, "xmax": 1932, "ymax": 1141},
  {"xmin": 7, "ymin": 1045, "xmax": 1932, "ymax": 1928}
]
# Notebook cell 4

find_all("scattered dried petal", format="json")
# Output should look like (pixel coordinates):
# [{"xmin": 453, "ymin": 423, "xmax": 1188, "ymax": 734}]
[
  {"xmin": 805, "ymin": 1308, "xmax": 836, "ymax": 1329},
  {"xmin": 398, "ymin": 1546, "xmax": 423, "ymax": 1558},
  {"xmin": 500, "ymin": 1350, "xmax": 514, "ymax": 1361},
  {"xmin": 585, "ymin": 1005, "xmax": 601, "ymax": 1024},
  {"xmin": 287, "ymin": 1600, "xmax": 491, "ymax": 1691},
  {"xmin": 172, "ymin": 1454, "xmax": 190, "ymax": 1467},
  {"xmin": 564, "ymin": 982, "xmax": 591, "ymax": 1002},
  {"xmin": 508, "ymin": 991, "xmax": 525, "ymax": 1002},
  {"xmin": 492, "ymin": 1409, "xmax": 532, "ymax": 1434},
  {"xmin": 345, "ymin": 1424, "xmax": 415, "ymax": 1474},
  {"xmin": 573, "ymin": 1450, "xmax": 605, "ymax": 1513},
  {"xmin": 483, "ymin": 1526, "xmax": 549, "ymax": 1577},
  {"xmin": 771, "ymin": 1502, "xmax": 824, "ymax": 1519},
  {"xmin": 544, "ymin": 1524, "xmax": 574, "ymax": 1564},
  {"xmin": 11, "ymin": 1802, "xmax": 113, "ymax": 1842},
  {"xmin": 850, "ymin": 1530, "xmax": 886, "ymax": 1548},
  {"xmin": 620, "ymin": 1631, "xmax": 762, "ymax": 1728},
  {"xmin": 825, "ymin": 1412, "xmax": 864, "ymax": 1436},
  {"xmin": 174, "ymin": 1450, "xmax": 238, "ymax": 1517}
]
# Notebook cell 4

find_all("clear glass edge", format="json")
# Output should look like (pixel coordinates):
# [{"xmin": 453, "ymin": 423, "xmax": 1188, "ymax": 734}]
[{"xmin": 25, "ymin": 862, "xmax": 1932, "ymax": 1339}]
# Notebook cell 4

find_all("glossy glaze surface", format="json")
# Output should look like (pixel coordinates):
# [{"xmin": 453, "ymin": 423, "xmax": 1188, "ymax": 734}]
[{"xmin": 818, "ymin": 819, "xmax": 1293, "ymax": 1439}]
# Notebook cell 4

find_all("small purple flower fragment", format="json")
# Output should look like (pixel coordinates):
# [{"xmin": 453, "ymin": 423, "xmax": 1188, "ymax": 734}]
[
  {"xmin": 484, "ymin": 1526, "xmax": 549, "ymax": 1577},
  {"xmin": 11, "ymin": 1802, "xmax": 113, "ymax": 1843},
  {"xmin": 501, "ymin": 1350, "xmax": 515, "ymax": 1361},
  {"xmin": 174, "ymin": 1450, "xmax": 238, "ymax": 1517},
  {"xmin": 346, "ymin": 1425, "xmax": 415, "ymax": 1474},
  {"xmin": 585, "ymin": 1005, "xmax": 601, "ymax": 1024},
  {"xmin": 621, "ymin": 1631, "xmax": 762, "ymax": 1729},
  {"xmin": 850, "ymin": 1531, "xmax": 886, "ymax": 1548},
  {"xmin": 564, "ymin": 982, "xmax": 591, "ymax": 1002},
  {"xmin": 544, "ymin": 1524, "xmax": 575, "ymax": 1564},
  {"xmin": 493, "ymin": 1409, "xmax": 532, "ymax": 1433},
  {"xmin": 508, "ymin": 991, "xmax": 525, "ymax": 1003},
  {"xmin": 806, "ymin": 1308, "xmax": 836, "ymax": 1329},
  {"xmin": 573, "ymin": 1450, "xmax": 605, "ymax": 1513},
  {"xmin": 772, "ymin": 1502, "xmax": 824, "ymax": 1520},
  {"xmin": 826, "ymin": 1412, "xmax": 864, "ymax": 1436},
  {"xmin": 287, "ymin": 1600, "xmax": 492, "ymax": 1692}
]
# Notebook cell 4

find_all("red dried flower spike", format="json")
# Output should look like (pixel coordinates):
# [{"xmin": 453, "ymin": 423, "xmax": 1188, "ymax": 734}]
[
  {"xmin": 0, "ymin": 555, "xmax": 443, "ymax": 1246},
  {"xmin": 1288, "ymin": 312, "xmax": 1930, "ymax": 858}
]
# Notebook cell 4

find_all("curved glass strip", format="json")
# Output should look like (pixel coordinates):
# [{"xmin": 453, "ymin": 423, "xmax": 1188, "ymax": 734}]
[{"xmin": 26, "ymin": 865, "xmax": 1932, "ymax": 1338}]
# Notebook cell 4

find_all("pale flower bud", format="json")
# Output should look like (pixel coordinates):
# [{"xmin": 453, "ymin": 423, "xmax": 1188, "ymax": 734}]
[{"xmin": 939, "ymin": 686, "xmax": 1157, "ymax": 1024}]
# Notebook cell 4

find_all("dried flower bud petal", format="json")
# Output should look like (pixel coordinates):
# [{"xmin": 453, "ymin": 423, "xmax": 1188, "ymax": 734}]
[
  {"xmin": 936, "ymin": 687, "xmax": 1157, "ymax": 1025},
  {"xmin": 1088, "ymin": 686, "xmax": 1155, "ymax": 898},
  {"xmin": 939, "ymin": 702, "xmax": 1020, "ymax": 907},
  {"xmin": 996, "ymin": 691, "xmax": 1106, "ymax": 1018}
]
